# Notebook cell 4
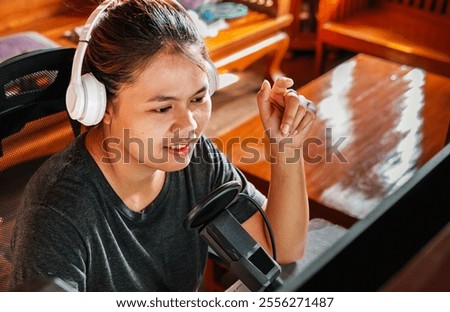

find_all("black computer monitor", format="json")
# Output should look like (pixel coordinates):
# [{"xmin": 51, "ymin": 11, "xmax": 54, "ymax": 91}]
[{"xmin": 278, "ymin": 143, "xmax": 450, "ymax": 291}]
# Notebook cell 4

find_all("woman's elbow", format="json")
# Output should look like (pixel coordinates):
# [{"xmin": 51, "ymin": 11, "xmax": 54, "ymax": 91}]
[{"xmin": 277, "ymin": 244, "xmax": 306, "ymax": 264}]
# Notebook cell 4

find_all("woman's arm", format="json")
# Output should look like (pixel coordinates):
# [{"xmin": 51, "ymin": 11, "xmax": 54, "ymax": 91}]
[{"xmin": 243, "ymin": 78, "xmax": 315, "ymax": 264}]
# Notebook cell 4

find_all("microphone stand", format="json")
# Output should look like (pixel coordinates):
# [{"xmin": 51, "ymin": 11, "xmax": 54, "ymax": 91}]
[{"xmin": 185, "ymin": 181, "xmax": 284, "ymax": 292}]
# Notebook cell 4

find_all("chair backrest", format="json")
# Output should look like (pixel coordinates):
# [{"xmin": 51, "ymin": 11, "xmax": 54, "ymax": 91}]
[
  {"xmin": 0, "ymin": 47, "xmax": 79, "ymax": 291},
  {"xmin": 318, "ymin": 0, "xmax": 450, "ymax": 23},
  {"xmin": 316, "ymin": 0, "xmax": 369, "ymax": 22},
  {"xmin": 381, "ymin": 0, "xmax": 450, "ymax": 16}
]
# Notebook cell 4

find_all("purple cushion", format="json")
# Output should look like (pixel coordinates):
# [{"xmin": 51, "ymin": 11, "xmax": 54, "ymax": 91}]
[{"xmin": 0, "ymin": 31, "xmax": 58, "ymax": 63}]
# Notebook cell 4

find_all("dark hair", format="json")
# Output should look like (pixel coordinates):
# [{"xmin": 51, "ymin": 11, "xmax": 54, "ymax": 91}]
[{"xmin": 85, "ymin": 0, "xmax": 209, "ymax": 102}]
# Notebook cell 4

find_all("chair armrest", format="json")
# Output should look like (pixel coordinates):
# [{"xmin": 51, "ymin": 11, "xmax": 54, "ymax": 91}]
[
  {"xmin": 317, "ymin": 0, "xmax": 371, "ymax": 24},
  {"xmin": 230, "ymin": 0, "xmax": 291, "ymax": 18}
]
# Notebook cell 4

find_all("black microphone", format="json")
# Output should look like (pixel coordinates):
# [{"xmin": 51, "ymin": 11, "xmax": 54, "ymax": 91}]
[{"xmin": 184, "ymin": 181, "xmax": 283, "ymax": 292}]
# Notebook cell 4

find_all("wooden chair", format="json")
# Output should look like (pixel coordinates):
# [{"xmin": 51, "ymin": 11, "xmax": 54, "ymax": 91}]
[{"xmin": 315, "ymin": 0, "xmax": 450, "ymax": 77}]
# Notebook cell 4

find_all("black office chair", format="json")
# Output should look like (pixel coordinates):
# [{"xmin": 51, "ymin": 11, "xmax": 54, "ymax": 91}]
[{"xmin": 0, "ymin": 47, "xmax": 80, "ymax": 291}]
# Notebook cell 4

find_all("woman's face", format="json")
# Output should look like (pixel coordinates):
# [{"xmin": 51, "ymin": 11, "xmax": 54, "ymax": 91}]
[{"xmin": 102, "ymin": 52, "xmax": 212, "ymax": 172}]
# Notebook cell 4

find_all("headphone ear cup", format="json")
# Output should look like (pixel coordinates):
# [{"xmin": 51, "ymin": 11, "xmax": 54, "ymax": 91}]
[
  {"xmin": 66, "ymin": 80, "xmax": 85, "ymax": 121},
  {"xmin": 206, "ymin": 58, "xmax": 219, "ymax": 96},
  {"xmin": 78, "ymin": 73, "xmax": 107, "ymax": 126}
]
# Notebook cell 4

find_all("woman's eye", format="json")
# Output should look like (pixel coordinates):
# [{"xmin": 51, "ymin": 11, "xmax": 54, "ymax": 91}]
[
  {"xmin": 192, "ymin": 96, "xmax": 206, "ymax": 104},
  {"xmin": 154, "ymin": 106, "xmax": 172, "ymax": 113}
]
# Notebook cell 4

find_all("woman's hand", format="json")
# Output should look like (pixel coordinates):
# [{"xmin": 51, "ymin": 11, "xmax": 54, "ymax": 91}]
[
  {"xmin": 257, "ymin": 78, "xmax": 315, "ymax": 152},
  {"xmin": 245, "ymin": 78, "xmax": 312, "ymax": 263}
]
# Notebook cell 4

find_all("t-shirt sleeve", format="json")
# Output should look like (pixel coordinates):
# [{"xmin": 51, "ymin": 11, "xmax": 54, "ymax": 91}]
[
  {"xmin": 10, "ymin": 204, "xmax": 87, "ymax": 291},
  {"xmin": 200, "ymin": 137, "xmax": 266, "ymax": 223}
]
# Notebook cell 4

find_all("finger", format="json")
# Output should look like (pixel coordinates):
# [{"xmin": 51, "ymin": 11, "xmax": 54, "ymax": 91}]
[
  {"xmin": 280, "ymin": 91, "xmax": 300, "ymax": 136},
  {"xmin": 294, "ymin": 109, "xmax": 315, "ymax": 134},
  {"xmin": 294, "ymin": 95, "xmax": 315, "ymax": 133},
  {"xmin": 271, "ymin": 77, "xmax": 294, "ymax": 95},
  {"xmin": 290, "ymin": 103, "xmax": 307, "ymax": 135},
  {"xmin": 256, "ymin": 79, "xmax": 272, "ymax": 122},
  {"xmin": 299, "ymin": 95, "xmax": 317, "ymax": 117},
  {"xmin": 270, "ymin": 77, "xmax": 294, "ymax": 104}
]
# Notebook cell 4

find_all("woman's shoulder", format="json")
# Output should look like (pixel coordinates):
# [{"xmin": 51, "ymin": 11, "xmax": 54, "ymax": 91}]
[
  {"xmin": 34, "ymin": 134, "xmax": 88, "ymax": 178},
  {"xmin": 23, "ymin": 134, "xmax": 99, "ymax": 209}
]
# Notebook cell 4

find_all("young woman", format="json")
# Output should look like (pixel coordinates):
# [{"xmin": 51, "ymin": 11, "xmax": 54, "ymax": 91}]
[{"xmin": 10, "ymin": 0, "xmax": 315, "ymax": 291}]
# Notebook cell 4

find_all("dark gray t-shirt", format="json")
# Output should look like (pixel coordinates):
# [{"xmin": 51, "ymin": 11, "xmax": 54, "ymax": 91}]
[{"xmin": 10, "ymin": 134, "xmax": 264, "ymax": 291}]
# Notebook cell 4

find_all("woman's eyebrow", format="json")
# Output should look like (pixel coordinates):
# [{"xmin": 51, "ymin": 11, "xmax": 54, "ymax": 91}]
[
  {"xmin": 146, "ymin": 86, "xmax": 208, "ymax": 103},
  {"xmin": 193, "ymin": 86, "xmax": 207, "ymax": 96}
]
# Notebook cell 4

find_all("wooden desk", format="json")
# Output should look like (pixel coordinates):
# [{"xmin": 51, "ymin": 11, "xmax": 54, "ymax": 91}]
[{"xmin": 216, "ymin": 54, "xmax": 450, "ymax": 222}]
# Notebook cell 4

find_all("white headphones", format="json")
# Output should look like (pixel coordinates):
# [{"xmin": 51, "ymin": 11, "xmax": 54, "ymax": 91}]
[{"xmin": 66, "ymin": 0, "xmax": 219, "ymax": 126}]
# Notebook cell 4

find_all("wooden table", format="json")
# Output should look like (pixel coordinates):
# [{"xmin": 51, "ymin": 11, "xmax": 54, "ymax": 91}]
[{"xmin": 216, "ymin": 53, "xmax": 450, "ymax": 224}]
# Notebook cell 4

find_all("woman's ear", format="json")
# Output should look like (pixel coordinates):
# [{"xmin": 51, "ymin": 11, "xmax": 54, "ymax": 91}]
[{"xmin": 103, "ymin": 104, "xmax": 113, "ymax": 125}]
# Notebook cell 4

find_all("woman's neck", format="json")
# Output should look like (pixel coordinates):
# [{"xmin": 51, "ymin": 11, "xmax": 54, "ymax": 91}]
[{"xmin": 85, "ymin": 126, "xmax": 166, "ymax": 213}]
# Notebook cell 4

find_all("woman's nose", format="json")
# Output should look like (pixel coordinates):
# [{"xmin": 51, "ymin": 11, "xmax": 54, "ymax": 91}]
[{"xmin": 170, "ymin": 110, "xmax": 198, "ymax": 137}]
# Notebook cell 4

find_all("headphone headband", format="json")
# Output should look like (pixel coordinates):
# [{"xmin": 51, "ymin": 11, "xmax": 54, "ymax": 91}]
[
  {"xmin": 69, "ymin": 0, "xmax": 115, "ymax": 88},
  {"xmin": 79, "ymin": 0, "xmax": 116, "ymax": 42}
]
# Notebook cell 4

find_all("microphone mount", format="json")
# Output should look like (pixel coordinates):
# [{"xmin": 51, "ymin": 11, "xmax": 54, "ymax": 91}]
[{"xmin": 184, "ymin": 181, "xmax": 283, "ymax": 292}]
